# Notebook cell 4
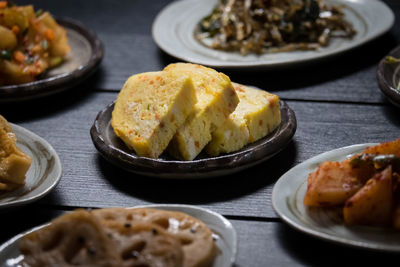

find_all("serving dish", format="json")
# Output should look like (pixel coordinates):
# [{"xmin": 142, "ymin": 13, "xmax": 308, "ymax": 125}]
[
  {"xmin": 0, "ymin": 123, "xmax": 62, "ymax": 209},
  {"xmin": 90, "ymin": 99, "xmax": 296, "ymax": 178},
  {"xmin": 152, "ymin": 0, "xmax": 394, "ymax": 69},
  {"xmin": 272, "ymin": 143, "xmax": 400, "ymax": 252},
  {"xmin": 0, "ymin": 204, "xmax": 237, "ymax": 267},
  {"xmin": 377, "ymin": 45, "xmax": 400, "ymax": 107},
  {"xmin": 0, "ymin": 17, "xmax": 104, "ymax": 102}
]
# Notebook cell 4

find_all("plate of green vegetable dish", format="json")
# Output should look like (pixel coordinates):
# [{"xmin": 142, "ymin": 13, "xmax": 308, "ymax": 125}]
[{"xmin": 152, "ymin": 0, "xmax": 394, "ymax": 69}]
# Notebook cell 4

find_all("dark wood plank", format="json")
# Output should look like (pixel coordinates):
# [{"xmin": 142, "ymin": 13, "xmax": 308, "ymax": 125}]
[
  {"xmin": 232, "ymin": 220, "xmax": 400, "ymax": 267},
  {"xmin": 0, "ymin": 1, "xmax": 398, "ymax": 266},
  {"xmin": 1, "ymin": 91, "xmax": 399, "ymax": 218}
]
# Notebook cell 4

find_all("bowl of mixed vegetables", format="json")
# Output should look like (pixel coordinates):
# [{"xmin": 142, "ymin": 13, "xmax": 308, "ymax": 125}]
[
  {"xmin": 0, "ymin": 1, "xmax": 103, "ymax": 102},
  {"xmin": 0, "ymin": 2, "xmax": 70, "ymax": 85}
]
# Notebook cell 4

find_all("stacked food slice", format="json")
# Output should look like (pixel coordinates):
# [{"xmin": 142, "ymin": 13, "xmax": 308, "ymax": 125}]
[
  {"xmin": 112, "ymin": 71, "xmax": 197, "ymax": 158},
  {"xmin": 112, "ymin": 63, "xmax": 282, "ymax": 160},
  {"xmin": 164, "ymin": 63, "xmax": 239, "ymax": 160},
  {"xmin": 206, "ymin": 83, "xmax": 281, "ymax": 156}
]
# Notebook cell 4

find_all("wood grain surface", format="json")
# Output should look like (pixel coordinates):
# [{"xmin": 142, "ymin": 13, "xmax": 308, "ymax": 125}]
[
  {"xmin": 1, "ymin": 92, "xmax": 399, "ymax": 218},
  {"xmin": 1, "ymin": 0, "xmax": 400, "ymax": 266}
]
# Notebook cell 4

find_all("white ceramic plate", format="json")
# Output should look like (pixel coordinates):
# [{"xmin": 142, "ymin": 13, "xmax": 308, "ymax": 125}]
[
  {"xmin": 152, "ymin": 0, "xmax": 394, "ymax": 68},
  {"xmin": 0, "ymin": 204, "xmax": 237, "ymax": 267},
  {"xmin": 0, "ymin": 123, "xmax": 62, "ymax": 209},
  {"xmin": 272, "ymin": 143, "xmax": 400, "ymax": 252}
]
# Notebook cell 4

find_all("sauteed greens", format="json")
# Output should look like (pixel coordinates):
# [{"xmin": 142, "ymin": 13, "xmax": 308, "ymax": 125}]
[{"xmin": 196, "ymin": 0, "xmax": 356, "ymax": 55}]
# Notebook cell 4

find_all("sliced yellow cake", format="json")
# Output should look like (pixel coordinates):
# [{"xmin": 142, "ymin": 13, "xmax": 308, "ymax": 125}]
[
  {"xmin": 206, "ymin": 83, "xmax": 281, "ymax": 156},
  {"xmin": 164, "ymin": 63, "xmax": 239, "ymax": 160},
  {"xmin": 0, "ymin": 115, "xmax": 32, "ymax": 190},
  {"xmin": 112, "ymin": 71, "xmax": 196, "ymax": 158}
]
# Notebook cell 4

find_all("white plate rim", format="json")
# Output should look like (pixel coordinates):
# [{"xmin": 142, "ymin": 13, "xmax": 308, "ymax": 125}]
[
  {"xmin": 271, "ymin": 143, "xmax": 400, "ymax": 252},
  {"xmin": 0, "ymin": 204, "xmax": 237, "ymax": 267},
  {"xmin": 0, "ymin": 123, "xmax": 62, "ymax": 209},
  {"xmin": 152, "ymin": 0, "xmax": 394, "ymax": 68}
]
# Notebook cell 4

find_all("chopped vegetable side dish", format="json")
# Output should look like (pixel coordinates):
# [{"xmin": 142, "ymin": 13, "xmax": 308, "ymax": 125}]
[
  {"xmin": 196, "ymin": 0, "xmax": 356, "ymax": 55},
  {"xmin": 0, "ymin": 1, "xmax": 70, "ymax": 85},
  {"xmin": 304, "ymin": 138, "xmax": 400, "ymax": 228}
]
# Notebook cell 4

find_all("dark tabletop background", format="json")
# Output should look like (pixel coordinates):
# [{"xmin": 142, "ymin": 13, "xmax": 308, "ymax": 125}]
[{"xmin": 1, "ymin": 0, "xmax": 400, "ymax": 266}]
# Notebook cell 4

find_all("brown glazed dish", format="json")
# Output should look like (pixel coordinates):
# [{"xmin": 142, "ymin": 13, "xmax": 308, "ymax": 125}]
[
  {"xmin": 90, "ymin": 99, "xmax": 296, "ymax": 179},
  {"xmin": 0, "ymin": 17, "xmax": 104, "ymax": 102}
]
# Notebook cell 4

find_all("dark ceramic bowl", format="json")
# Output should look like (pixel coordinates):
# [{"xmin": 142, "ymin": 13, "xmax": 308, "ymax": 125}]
[
  {"xmin": 377, "ymin": 46, "xmax": 400, "ymax": 108},
  {"xmin": 0, "ymin": 17, "xmax": 104, "ymax": 102},
  {"xmin": 90, "ymin": 100, "xmax": 297, "ymax": 179}
]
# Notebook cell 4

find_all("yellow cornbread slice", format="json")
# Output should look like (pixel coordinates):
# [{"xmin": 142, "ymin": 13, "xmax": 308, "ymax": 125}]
[
  {"xmin": 112, "ymin": 71, "xmax": 196, "ymax": 158},
  {"xmin": 164, "ymin": 63, "xmax": 239, "ymax": 161},
  {"xmin": 206, "ymin": 83, "xmax": 281, "ymax": 156},
  {"xmin": 0, "ymin": 115, "xmax": 32, "ymax": 190}
]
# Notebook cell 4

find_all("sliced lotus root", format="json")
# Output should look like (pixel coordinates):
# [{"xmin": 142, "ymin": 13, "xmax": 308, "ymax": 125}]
[
  {"xmin": 92, "ymin": 208, "xmax": 217, "ymax": 267},
  {"xmin": 19, "ymin": 209, "xmax": 121, "ymax": 267},
  {"xmin": 102, "ymin": 221, "xmax": 184, "ymax": 267}
]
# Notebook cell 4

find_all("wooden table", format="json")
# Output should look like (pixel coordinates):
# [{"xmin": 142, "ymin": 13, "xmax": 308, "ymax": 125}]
[{"xmin": 1, "ymin": 0, "xmax": 400, "ymax": 265}]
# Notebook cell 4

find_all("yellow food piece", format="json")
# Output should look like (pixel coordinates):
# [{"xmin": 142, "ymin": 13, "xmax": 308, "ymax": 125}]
[
  {"xmin": 164, "ymin": 63, "xmax": 239, "ymax": 160},
  {"xmin": 1, "ymin": 5, "xmax": 34, "ymax": 30},
  {"xmin": 0, "ymin": 115, "xmax": 32, "ymax": 190},
  {"xmin": 112, "ymin": 71, "xmax": 197, "ymax": 158},
  {"xmin": 0, "ymin": 25, "xmax": 17, "ymax": 50},
  {"xmin": 206, "ymin": 83, "xmax": 281, "ymax": 156},
  {"xmin": 35, "ymin": 12, "xmax": 70, "ymax": 58}
]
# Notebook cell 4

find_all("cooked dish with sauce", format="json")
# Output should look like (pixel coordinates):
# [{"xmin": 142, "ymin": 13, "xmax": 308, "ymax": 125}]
[
  {"xmin": 196, "ymin": 0, "xmax": 356, "ymax": 55},
  {"xmin": 304, "ymin": 138, "xmax": 400, "ymax": 228},
  {"xmin": 0, "ymin": 115, "xmax": 32, "ymax": 191},
  {"xmin": 0, "ymin": 2, "xmax": 70, "ymax": 85}
]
